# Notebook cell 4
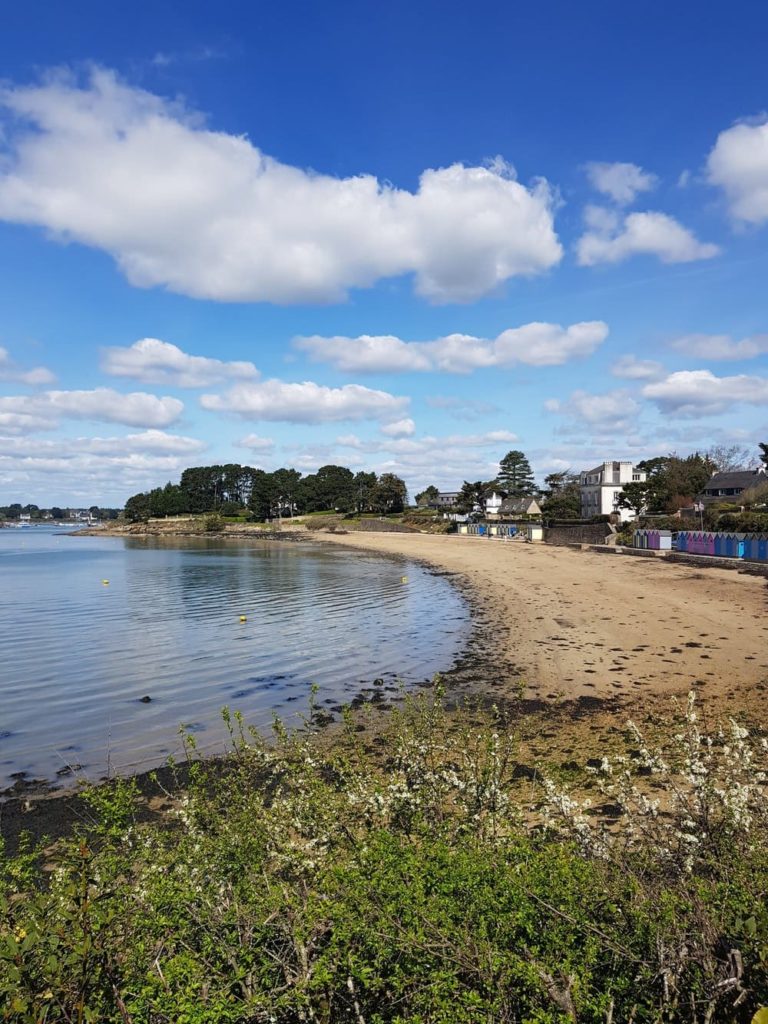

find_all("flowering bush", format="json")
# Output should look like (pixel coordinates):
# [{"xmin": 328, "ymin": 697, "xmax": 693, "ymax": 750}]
[{"xmin": 2, "ymin": 686, "xmax": 768, "ymax": 1022}]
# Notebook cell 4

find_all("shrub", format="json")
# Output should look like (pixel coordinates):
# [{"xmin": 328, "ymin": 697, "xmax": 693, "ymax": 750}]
[
  {"xmin": 2, "ymin": 690, "xmax": 768, "ymax": 1022},
  {"xmin": 201, "ymin": 511, "xmax": 225, "ymax": 533}
]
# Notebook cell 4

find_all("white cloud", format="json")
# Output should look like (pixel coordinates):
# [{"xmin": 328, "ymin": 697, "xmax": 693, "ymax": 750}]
[
  {"xmin": 0, "ymin": 388, "xmax": 183, "ymax": 432},
  {"xmin": 237, "ymin": 433, "xmax": 275, "ymax": 452},
  {"xmin": 577, "ymin": 210, "xmax": 719, "ymax": 266},
  {"xmin": 334, "ymin": 429, "xmax": 517, "ymax": 456},
  {"xmin": 707, "ymin": 118, "xmax": 768, "ymax": 223},
  {"xmin": 201, "ymin": 379, "xmax": 408, "ymax": 424},
  {"xmin": 585, "ymin": 161, "xmax": 657, "ymax": 205},
  {"xmin": 296, "ymin": 320, "xmax": 608, "ymax": 374},
  {"xmin": 297, "ymin": 335, "xmax": 433, "ymax": 373},
  {"xmin": 0, "ymin": 429, "xmax": 205, "ymax": 458},
  {"xmin": 380, "ymin": 418, "xmax": 415, "ymax": 437},
  {"xmin": 670, "ymin": 333, "xmax": 768, "ymax": 361},
  {"xmin": 0, "ymin": 69, "xmax": 563, "ymax": 304},
  {"xmin": 0, "ymin": 346, "xmax": 55, "ymax": 385},
  {"xmin": 611, "ymin": 354, "xmax": 664, "ymax": 380},
  {"xmin": 642, "ymin": 369, "xmax": 768, "ymax": 416},
  {"xmin": 0, "ymin": 430, "xmax": 207, "ymax": 504},
  {"xmin": 101, "ymin": 338, "xmax": 259, "ymax": 387},
  {"xmin": 0, "ymin": 411, "xmax": 54, "ymax": 434},
  {"xmin": 546, "ymin": 389, "xmax": 641, "ymax": 434}
]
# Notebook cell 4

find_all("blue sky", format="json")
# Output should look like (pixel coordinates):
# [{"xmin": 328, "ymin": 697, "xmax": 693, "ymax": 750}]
[{"xmin": 1, "ymin": 0, "xmax": 767, "ymax": 505}]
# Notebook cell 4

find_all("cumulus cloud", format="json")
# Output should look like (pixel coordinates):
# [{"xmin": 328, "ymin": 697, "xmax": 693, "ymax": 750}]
[
  {"xmin": 0, "ymin": 388, "xmax": 183, "ymax": 432},
  {"xmin": 707, "ymin": 118, "xmax": 768, "ymax": 224},
  {"xmin": 0, "ymin": 68, "xmax": 563, "ymax": 304},
  {"xmin": 585, "ymin": 161, "xmax": 658, "ymax": 205},
  {"xmin": 101, "ymin": 338, "xmax": 259, "ymax": 387},
  {"xmin": 0, "ymin": 346, "xmax": 55, "ymax": 385},
  {"xmin": 380, "ymin": 418, "xmax": 416, "ymax": 437},
  {"xmin": 295, "ymin": 321, "xmax": 608, "ymax": 374},
  {"xmin": 577, "ymin": 209, "xmax": 719, "ymax": 266},
  {"xmin": 669, "ymin": 333, "xmax": 768, "ymax": 360},
  {"xmin": 545, "ymin": 388, "xmax": 641, "ymax": 434},
  {"xmin": 611, "ymin": 354, "xmax": 664, "ymax": 380},
  {"xmin": 642, "ymin": 369, "xmax": 768, "ymax": 416},
  {"xmin": 237, "ymin": 433, "xmax": 275, "ymax": 452},
  {"xmin": 201, "ymin": 379, "xmax": 408, "ymax": 424}
]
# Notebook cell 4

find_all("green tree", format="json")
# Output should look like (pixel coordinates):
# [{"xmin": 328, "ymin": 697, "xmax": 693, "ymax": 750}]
[
  {"xmin": 179, "ymin": 466, "xmax": 218, "ymax": 513},
  {"xmin": 247, "ymin": 470, "xmax": 273, "ymax": 520},
  {"xmin": 50, "ymin": 506, "xmax": 65, "ymax": 520},
  {"xmin": 353, "ymin": 471, "xmax": 378, "ymax": 513},
  {"xmin": 498, "ymin": 450, "xmax": 535, "ymax": 496},
  {"xmin": 302, "ymin": 465, "xmax": 356, "ymax": 512},
  {"xmin": 760, "ymin": 442, "xmax": 768, "ymax": 469},
  {"xmin": 540, "ymin": 472, "xmax": 581, "ymax": 520},
  {"xmin": 270, "ymin": 468, "xmax": 303, "ymax": 517},
  {"xmin": 456, "ymin": 480, "xmax": 486, "ymax": 515},
  {"xmin": 124, "ymin": 492, "xmax": 151, "ymax": 522},
  {"xmin": 371, "ymin": 473, "xmax": 407, "ymax": 513},
  {"xmin": 635, "ymin": 453, "xmax": 716, "ymax": 514},
  {"xmin": 615, "ymin": 481, "xmax": 650, "ymax": 517},
  {"xmin": 415, "ymin": 484, "xmax": 440, "ymax": 506}
]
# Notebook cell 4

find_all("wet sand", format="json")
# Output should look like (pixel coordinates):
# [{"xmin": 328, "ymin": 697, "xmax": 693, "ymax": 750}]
[{"xmin": 320, "ymin": 532, "xmax": 768, "ymax": 703}]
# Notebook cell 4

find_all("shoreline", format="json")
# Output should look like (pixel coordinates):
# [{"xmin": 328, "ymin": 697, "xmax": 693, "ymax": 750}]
[
  {"xmin": 4, "ymin": 525, "xmax": 767, "ymax": 851},
  {"xmin": 1, "ymin": 530, "xmax": 486, "ymax": 847},
  {"xmin": 316, "ymin": 530, "xmax": 768, "ymax": 703},
  {"xmin": 50, "ymin": 521, "xmax": 768, "ymax": 709}
]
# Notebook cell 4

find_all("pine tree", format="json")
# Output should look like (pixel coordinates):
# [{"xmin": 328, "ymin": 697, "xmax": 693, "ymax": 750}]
[
  {"xmin": 498, "ymin": 450, "xmax": 535, "ymax": 496},
  {"xmin": 760, "ymin": 442, "xmax": 768, "ymax": 469}
]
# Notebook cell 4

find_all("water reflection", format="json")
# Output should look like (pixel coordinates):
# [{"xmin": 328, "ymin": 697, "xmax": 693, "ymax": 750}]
[{"xmin": 0, "ymin": 529, "xmax": 469, "ymax": 790}]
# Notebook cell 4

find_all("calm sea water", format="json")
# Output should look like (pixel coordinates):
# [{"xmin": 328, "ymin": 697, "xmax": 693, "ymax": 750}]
[{"xmin": 0, "ymin": 527, "xmax": 469, "ymax": 792}]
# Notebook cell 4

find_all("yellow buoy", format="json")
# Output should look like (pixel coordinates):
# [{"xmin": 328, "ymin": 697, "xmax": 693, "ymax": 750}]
[
  {"xmin": 239, "ymin": 615, "xmax": 247, "ymax": 622},
  {"xmin": 401, "ymin": 576, "xmax": 408, "ymax": 584},
  {"xmin": 102, "ymin": 580, "xmax": 109, "ymax": 585}
]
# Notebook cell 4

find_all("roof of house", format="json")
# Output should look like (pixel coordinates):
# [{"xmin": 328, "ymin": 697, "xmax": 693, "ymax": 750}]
[
  {"xmin": 701, "ymin": 468, "xmax": 766, "ymax": 492},
  {"xmin": 499, "ymin": 496, "xmax": 541, "ymax": 514}
]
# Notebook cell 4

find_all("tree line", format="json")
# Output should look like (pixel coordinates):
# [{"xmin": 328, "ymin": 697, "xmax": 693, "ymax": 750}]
[
  {"xmin": 618, "ymin": 444, "xmax": 768, "ymax": 516},
  {"xmin": 0, "ymin": 504, "xmax": 120, "ymax": 521},
  {"xmin": 124, "ymin": 464, "xmax": 408, "ymax": 522},
  {"xmin": 415, "ymin": 444, "xmax": 768, "ymax": 523},
  {"xmin": 417, "ymin": 450, "xmax": 583, "ymax": 519}
]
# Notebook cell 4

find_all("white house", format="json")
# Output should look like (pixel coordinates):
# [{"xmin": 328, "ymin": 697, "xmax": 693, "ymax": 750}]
[
  {"xmin": 579, "ymin": 461, "xmax": 647, "ymax": 523},
  {"xmin": 428, "ymin": 491, "xmax": 460, "ymax": 509},
  {"xmin": 483, "ymin": 490, "xmax": 505, "ymax": 516}
]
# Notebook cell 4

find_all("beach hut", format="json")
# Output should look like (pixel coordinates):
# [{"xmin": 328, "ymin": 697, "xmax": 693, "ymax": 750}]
[
  {"xmin": 526, "ymin": 523, "xmax": 543, "ymax": 543},
  {"xmin": 656, "ymin": 530, "xmax": 672, "ymax": 551},
  {"xmin": 744, "ymin": 534, "xmax": 768, "ymax": 561}
]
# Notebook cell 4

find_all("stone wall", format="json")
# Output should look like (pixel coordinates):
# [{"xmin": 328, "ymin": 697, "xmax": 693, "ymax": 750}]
[
  {"xmin": 544, "ymin": 522, "xmax": 615, "ymax": 546},
  {"xmin": 352, "ymin": 519, "xmax": 418, "ymax": 533}
]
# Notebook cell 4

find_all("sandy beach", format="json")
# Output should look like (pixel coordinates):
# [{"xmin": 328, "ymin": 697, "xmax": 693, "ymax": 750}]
[{"xmin": 320, "ymin": 532, "xmax": 768, "ymax": 707}]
